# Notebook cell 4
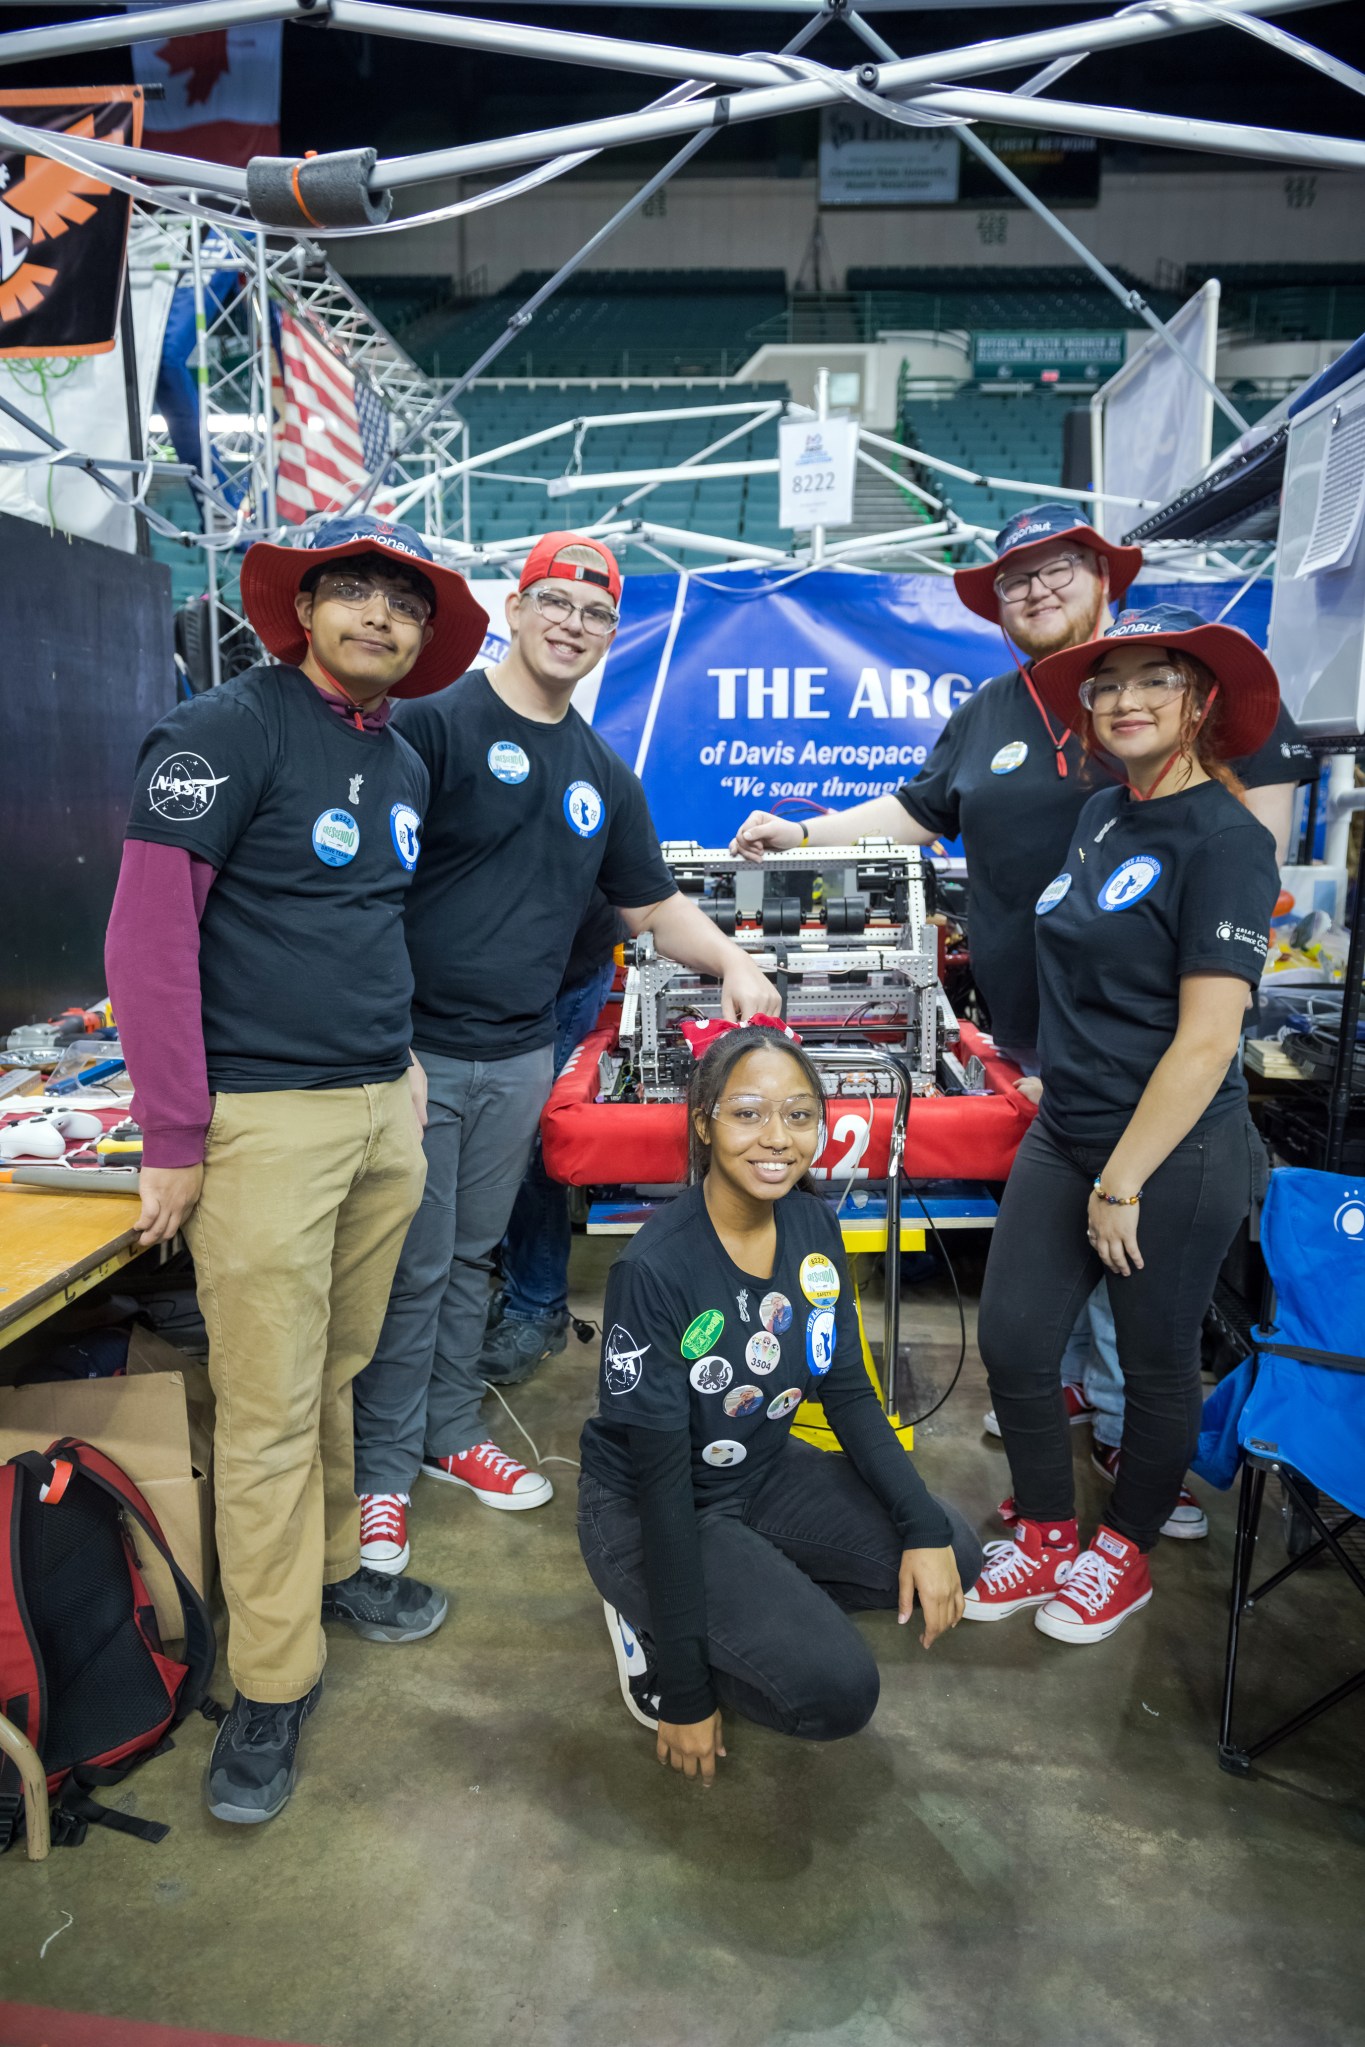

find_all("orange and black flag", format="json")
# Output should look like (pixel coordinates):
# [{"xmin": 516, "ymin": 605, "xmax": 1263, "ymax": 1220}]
[{"xmin": 0, "ymin": 86, "xmax": 143, "ymax": 359}]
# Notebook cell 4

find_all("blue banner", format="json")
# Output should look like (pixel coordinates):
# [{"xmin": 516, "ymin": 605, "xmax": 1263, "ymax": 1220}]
[{"xmin": 590, "ymin": 567, "xmax": 1272, "ymax": 846}]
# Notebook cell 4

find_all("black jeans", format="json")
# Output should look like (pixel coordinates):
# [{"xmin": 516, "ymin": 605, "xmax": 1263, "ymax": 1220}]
[
  {"xmin": 578, "ymin": 1440, "xmax": 982, "ymax": 1742},
  {"xmin": 979, "ymin": 1110, "xmax": 1267, "ymax": 1551}
]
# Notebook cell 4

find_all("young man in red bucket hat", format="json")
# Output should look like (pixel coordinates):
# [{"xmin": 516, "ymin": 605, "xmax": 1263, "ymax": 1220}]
[
  {"xmin": 349, "ymin": 531, "xmax": 779, "ymax": 1573},
  {"xmin": 105, "ymin": 516, "xmax": 488, "ymax": 1826}
]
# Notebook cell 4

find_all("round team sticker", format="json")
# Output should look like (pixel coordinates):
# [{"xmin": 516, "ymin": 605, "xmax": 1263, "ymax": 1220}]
[
  {"xmin": 1036, "ymin": 872, "xmax": 1073, "ymax": 915},
  {"xmin": 487, "ymin": 741, "xmax": 530, "ymax": 785},
  {"xmin": 312, "ymin": 808, "xmax": 360, "ymax": 867},
  {"xmin": 689, "ymin": 1355, "xmax": 732, "ymax": 1395},
  {"xmin": 723, "ymin": 1385, "xmax": 764, "ymax": 1419},
  {"xmin": 389, "ymin": 803, "xmax": 421, "ymax": 871},
  {"xmin": 701, "ymin": 1440, "xmax": 747, "ymax": 1469},
  {"xmin": 806, "ymin": 1307, "xmax": 836, "ymax": 1376},
  {"xmin": 799, "ymin": 1253, "xmax": 840, "ymax": 1306},
  {"xmin": 759, "ymin": 1291, "xmax": 792, "ymax": 1334},
  {"xmin": 1098, "ymin": 856, "xmax": 1163, "ymax": 912},
  {"xmin": 990, "ymin": 740, "xmax": 1029, "ymax": 776},
  {"xmin": 563, "ymin": 780, "xmax": 605, "ymax": 838},
  {"xmin": 746, "ymin": 1330, "xmax": 781, "ymax": 1375},
  {"xmin": 681, "ymin": 1309, "xmax": 725, "ymax": 1359},
  {"xmin": 767, "ymin": 1387, "xmax": 803, "ymax": 1422}
]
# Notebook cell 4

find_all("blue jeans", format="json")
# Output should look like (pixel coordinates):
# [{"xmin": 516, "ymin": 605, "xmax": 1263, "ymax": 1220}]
[{"xmin": 501, "ymin": 962, "xmax": 615, "ymax": 1320}]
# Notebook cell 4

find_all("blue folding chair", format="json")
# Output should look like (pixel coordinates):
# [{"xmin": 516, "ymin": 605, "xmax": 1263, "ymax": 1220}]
[{"xmin": 1219, "ymin": 1167, "xmax": 1365, "ymax": 1775}]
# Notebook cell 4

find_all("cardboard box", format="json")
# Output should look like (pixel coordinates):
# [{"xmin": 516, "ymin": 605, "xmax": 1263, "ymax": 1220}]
[{"xmin": 0, "ymin": 1328, "xmax": 215, "ymax": 1646}]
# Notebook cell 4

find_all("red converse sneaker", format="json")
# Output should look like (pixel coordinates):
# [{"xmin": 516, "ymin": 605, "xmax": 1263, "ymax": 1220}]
[
  {"xmin": 421, "ymin": 1441, "xmax": 553, "ymax": 1511},
  {"xmin": 1035, "ymin": 1524, "xmax": 1153, "ymax": 1643},
  {"xmin": 962, "ymin": 1516, "xmax": 1079, "ymax": 1622},
  {"xmin": 358, "ymin": 1492, "xmax": 410, "ymax": 1575},
  {"xmin": 1090, "ymin": 1444, "xmax": 1209, "ymax": 1540},
  {"xmin": 983, "ymin": 1384, "xmax": 1094, "ymax": 1439}
]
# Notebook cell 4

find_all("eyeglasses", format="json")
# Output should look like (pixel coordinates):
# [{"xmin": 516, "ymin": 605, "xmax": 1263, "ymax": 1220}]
[
  {"xmin": 1079, "ymin": 670, "xmax": 1188, "ymax": 711},
  {"xmin": 712, "ymin": 1093, "xmax": 821, "ymax": 1133},
  {"xmin": 529, "ymin": 588, "xmax": 619, "ymax": 638},
  {"xmin": 994, "ymin": 552, "xmax": 1086, "ymax": 606},
  {"xmin": 315, "ymin": 574, "xmax": 431, "ymax": 627}
]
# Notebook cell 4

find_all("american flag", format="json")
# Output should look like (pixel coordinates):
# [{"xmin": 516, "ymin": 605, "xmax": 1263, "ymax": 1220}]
[{"xmin": 274, "ymin": 311, "xmax": 395, "ymax": 524}]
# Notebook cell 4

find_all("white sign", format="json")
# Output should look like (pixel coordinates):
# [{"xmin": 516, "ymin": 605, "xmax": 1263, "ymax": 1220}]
[
  {"xmin": 779, "ymin": 418, "xmax": 858, "ymax": 531},
  {"xmin": 819, "ymin": 110, "xmax": 960, "ymax": 207}
]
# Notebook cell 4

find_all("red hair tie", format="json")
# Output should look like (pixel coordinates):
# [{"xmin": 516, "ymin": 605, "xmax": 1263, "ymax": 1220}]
[{"xmin": 680, "ymin": 1014, "xmax": 801, "ymax": 1060}]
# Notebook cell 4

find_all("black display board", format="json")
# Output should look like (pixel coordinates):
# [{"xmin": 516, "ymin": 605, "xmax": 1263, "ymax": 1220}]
[{"xmin": 0, "ymin": 512, "xmax": 173, "ymax": 1032}]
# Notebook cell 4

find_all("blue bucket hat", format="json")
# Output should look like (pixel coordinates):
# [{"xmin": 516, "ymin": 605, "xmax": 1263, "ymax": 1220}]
[
  {"xmin": 1031, "ymin": 603, "xmax": 1281, "ymax": 759},
  {"xmin": 953, "ymin": 501, "xmax": 1143, "ymax": 624},
  {"xmin": 241, "ymin": 515, "xmax": 489, "ymax": 697}
]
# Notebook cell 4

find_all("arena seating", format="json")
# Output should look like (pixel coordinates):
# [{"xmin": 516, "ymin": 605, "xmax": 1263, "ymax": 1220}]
[
  {"xmin": 1190, "ymin": 264, "xmax": 1365, "ymax": 343},
  {"xmin": 452, "ymin": 380, "xmax": 790, "ymax": 563},
  {"xmin": 846, "ymin": 265, "xmax": 1182, "ymax": 334},
  {"xmin": 385, "ymin": 270, "xmax": 788, "ymax": 380},
  {"xmin": 899, "ymin": 386, "xmax": 1074, "ymax": 532}
]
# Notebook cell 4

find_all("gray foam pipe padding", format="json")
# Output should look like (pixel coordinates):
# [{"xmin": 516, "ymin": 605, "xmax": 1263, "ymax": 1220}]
[{"xmin": 246, "ymin": 146, "xmax": 392, "ymax": 230}]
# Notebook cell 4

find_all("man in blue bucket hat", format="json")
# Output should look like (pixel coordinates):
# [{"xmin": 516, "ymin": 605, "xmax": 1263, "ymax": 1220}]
[
  {"xmin": 106, "ymin": 516, "xmax": 488, "ymax": 1826},
  {"xmin": 733, "ymin": 502, "xmax": 1310, "ymax": 1520}
]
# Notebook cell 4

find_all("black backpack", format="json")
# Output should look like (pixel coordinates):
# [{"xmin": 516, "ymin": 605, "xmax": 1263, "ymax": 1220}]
[{"xmin": 0, "ymin": 1437, "xmax": 216, "ymax": 1851}]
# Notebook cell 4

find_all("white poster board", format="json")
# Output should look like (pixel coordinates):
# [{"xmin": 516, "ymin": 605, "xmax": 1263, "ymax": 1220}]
[
  {"xmin": 778, "ymin": 418, "xmax": 858, "ymax": 530},
  {"xmin": 1090, "ymin": 282, "xmax": 1220, "ymax": 540},
  {"xmin": 818, "ymin": 110, "xmax": 959, "ymax": 207}
]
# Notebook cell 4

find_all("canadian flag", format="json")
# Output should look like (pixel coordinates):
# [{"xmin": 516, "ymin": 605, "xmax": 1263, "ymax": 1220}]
[{"xmin": 128, "ymin": 14, "xmax": 282, "ymax": 167}]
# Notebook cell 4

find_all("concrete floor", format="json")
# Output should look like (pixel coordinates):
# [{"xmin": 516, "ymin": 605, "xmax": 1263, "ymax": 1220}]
[{"xmin": 4, "ymin": 1235, "xmax": 1364, "ymax": 2047}]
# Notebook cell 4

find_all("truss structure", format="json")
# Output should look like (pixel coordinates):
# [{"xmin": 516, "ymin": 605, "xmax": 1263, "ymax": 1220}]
[{"xmin": 0, "ymin": 0, "xmax": 1351, "ymax": 612}]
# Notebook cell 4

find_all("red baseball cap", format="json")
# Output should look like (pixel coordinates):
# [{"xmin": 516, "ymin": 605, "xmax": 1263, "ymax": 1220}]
[{"xmin": 519, "ymin": 531, "xmax": 622, "ymax": 605}]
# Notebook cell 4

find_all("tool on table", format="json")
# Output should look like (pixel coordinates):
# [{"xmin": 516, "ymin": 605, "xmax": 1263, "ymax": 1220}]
[
  {"xmin": 0, "ymin": 1165, "xmax": 140, "ymax": 1194},
  {"xmin": 5, "ymin": 1001, "xmax": 116, "ymax": 1067},
  {"xmin": 48, "ymin": 1058, "xmax": 127, "ymax": 1095},
  {"xmin": 96, "ymin": 1119, "xmax": 144, "ymax": 1166}
]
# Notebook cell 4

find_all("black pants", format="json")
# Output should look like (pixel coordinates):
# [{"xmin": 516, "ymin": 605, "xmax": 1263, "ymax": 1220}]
[
  {"xmin": 578, "ymin": 1440, "xmax": 982, "ymax": 1742},
  {"xmin": 979, "ymin": 1111, "xmax": 1267, "ymax": 1552}
]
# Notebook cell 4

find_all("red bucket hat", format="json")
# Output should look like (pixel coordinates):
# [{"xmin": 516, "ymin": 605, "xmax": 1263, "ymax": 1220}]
[
  {"xmin": 240, "ymin": 516, "xmax": 490, "ymax": 699},
  {"xmin": 519, "ymin": 531, "xmax": 622, "ymax": 605},
  {"xmin": 953, "ymin": 501, "xmax": 1142, "ymax": 625},
  {"xmin": 1030, "ymin": 605, "xmax": 1281, "ymax": 760}
]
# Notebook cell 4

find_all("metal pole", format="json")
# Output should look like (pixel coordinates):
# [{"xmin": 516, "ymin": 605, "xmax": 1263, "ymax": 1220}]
[
  {"xmin": 811, "ymin": 364, "xmax": 829, "ymax": 566},
  {"xmin": 189, "ymin": 218, "xmax": 223, "ymax": 694},
  {"xmin": 118, "ymin": 284, "xmax": 150, "ymax": 559},
  {"xmin": 0, "ymin": 0, "xmax": 303, "ymax": 71},
  {"xmin": 356, "ymin": 8, "xmax": 828, "ymax": 509},
  {"xmin": 253, "ymin": 232, "xmax": 276, "ymax": 537},
  {"xmin": 461, "ymin": 421, "xmax": 471, "ymax": 546},
  {"xmin": 1324, "ymin": 811, "xmax": 1365, "ymax": 1173}
]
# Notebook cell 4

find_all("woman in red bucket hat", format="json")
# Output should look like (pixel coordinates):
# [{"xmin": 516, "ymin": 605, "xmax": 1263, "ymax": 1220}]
[
  {"xmin": 961, "ymin": 605, "xmax": 1282, "ymax": 1645},
  {"xmin": 103, "ymin": 515, "xmax": 487, "ymax": 1826}
]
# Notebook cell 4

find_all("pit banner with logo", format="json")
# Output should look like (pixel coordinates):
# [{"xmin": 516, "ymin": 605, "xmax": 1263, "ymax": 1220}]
[
  {"xmin": 0, "ymin": 87, "xmax": 143, "ymax": 358},
  {"xmin": 588, "ymin": 568, "xmax": 1272, "ymax": 847}
]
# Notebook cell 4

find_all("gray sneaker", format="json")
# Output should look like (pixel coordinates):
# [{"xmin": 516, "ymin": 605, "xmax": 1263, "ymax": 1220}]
[
  {"xmin": 322, "ymin": 1566, "xmax": 448, "ymax": 1643},
  {"xmin": 206, "ymin": 1680, "xmax": 322, "ymax": 1825},
  {"xmin": 480, "ymin": 1308, "xmax": 570, "ymax": 1385}
]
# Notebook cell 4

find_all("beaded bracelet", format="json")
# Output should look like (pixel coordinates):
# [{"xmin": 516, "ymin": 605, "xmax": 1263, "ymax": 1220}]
[{"xmin": 1093, "ymin": 1179, "xmax": 1141, "ymax": 1206}]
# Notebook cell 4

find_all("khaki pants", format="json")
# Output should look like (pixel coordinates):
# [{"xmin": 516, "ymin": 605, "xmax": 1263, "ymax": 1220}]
[{"xmin": 186, "ymin": 1078, "xmax": 426, "ymax": 1703}]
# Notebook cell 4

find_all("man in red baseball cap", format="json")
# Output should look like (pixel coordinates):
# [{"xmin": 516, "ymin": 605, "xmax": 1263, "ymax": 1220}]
[
  {"xmin": 350, "ymin": 530, "xmax": 780, "ymax": 1572},
  {"xmin": 105, "ymin": 515, "xmax": 488, "ymax": 1825}
]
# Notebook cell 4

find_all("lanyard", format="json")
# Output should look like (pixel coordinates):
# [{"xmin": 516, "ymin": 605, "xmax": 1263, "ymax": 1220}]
[
  {"xmin": 304, "ymin": 629, "xmax": 372, "ymax": 731},
  {"xmin": 1002, "ymin": 632, "xmax": 1072, "ymax": 779}
]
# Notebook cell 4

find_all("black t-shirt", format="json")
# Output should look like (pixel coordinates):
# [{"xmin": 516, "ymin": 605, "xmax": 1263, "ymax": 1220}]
[
  {"xmin": 562, "ymin": 889, "xmax": 624, "ymax": 996},
  {"xmin": 126, "ymin": 666, "xmax": 428, "ymax": 1093},
  {"xmin": 580, "ymin": 1182, "xmax": 950, "ymax": 1547},
  {"xmin": 1231, "ymin": 705, "xmax": 1316, "ymax": 787},
  {"xmin": 393, "ymin": 672, "xmax": 676, "ymax": 1060},
  {"xmin": 895, "ymin": 669, "xmax": 1113, "ymax": 1051},
  {"xmin": 1033, "ymin": 780, "xmax": 1280, "ymax": 1143},
  {"xmin": 896, "ymin": 672, "xmax": 1306, "ymax": 1053}
]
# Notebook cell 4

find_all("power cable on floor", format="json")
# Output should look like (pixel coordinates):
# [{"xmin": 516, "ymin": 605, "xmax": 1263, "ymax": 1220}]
[{"xmin": 481, "ymin": 1378, "xmax": 580, "ymax": 1472}]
